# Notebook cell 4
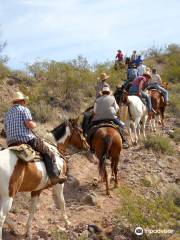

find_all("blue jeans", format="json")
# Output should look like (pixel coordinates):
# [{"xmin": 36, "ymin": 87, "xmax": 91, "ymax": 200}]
[
  {"xmin": 148, "ymin": 83, "xmax": 168, "ymax": 103},
  {"xmin": 113, "ymin": 118, "xmax": 125, "ymax": 129},
  {"xmin": 141, "ymin": 91, "xmax": 152, "ymax": 112}
]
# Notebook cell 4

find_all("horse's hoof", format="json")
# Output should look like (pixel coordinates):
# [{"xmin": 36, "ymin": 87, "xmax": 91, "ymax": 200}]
[{"xmin": 65, "ymin": 220, "xmax": 71, "ymax": 227}]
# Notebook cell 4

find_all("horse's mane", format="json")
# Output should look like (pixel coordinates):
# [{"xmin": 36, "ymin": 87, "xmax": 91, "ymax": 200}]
[{"xmin": 51, "ymin": 122, "xmax": 67, "ymax": 141}]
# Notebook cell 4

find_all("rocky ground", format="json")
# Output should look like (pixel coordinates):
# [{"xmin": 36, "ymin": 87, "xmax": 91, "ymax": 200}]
[{"xmin": 1, "ymin": 116, "xmax": 179, "ymax": 240}]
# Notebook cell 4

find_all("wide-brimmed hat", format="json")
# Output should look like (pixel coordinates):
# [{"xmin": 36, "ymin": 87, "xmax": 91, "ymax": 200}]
[
  {"xmin": 102, "ymin": 86, "xmax": 111, "ymax": 93},
  {"xmin": 12, "ymin": 91, "xmax": 29, "ymax": 103},
  {"xmin": 98, "ymin": 72, "xmax": 110, "ymax": 81},
  {"xmin": 143, "ymin": 72, "xmax": 151, "ymax": 79}
]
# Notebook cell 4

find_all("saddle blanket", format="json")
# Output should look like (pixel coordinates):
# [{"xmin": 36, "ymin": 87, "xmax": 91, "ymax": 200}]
[{"xmin": 87, "ymin": 122, "xmax": 122, "ymax": 148}]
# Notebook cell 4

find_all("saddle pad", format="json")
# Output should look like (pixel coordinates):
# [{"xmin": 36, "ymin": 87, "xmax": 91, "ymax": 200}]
[
  {"xmin": 148, "ymin": 88, "xmax": 162, "ymax": 94},
  {"xmin": 87, "ymin": 122, "xmax": 120, "ymax": 147},
  {"xmin": 9, "ymin": 144, "xmax": 36, "ymax": 163}
]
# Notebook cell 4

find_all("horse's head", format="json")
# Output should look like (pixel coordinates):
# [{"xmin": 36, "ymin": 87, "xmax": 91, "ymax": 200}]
[
  {"xmin": 114, "ymin": 85, "xmax": 128, "ymax": 105},
  {"xmin": 51, "ymin": 117, "xmax": 89, "ymax": 152}
]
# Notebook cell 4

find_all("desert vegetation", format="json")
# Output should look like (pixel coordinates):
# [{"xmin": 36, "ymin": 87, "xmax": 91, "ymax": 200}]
[{"xmin": 0, "ymin": 41, "xmax": 180, "ymax": 240}]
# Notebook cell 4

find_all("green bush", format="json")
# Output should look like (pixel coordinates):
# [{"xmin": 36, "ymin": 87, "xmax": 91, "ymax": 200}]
[
  {"xmin": 169, "ymin": 128, "xmax": 180, "ymax": 143},
  {"xmin": 115, "ymin": 185, "xmax": 179, "ymax": 228},
  {"xmin": 143, "ymin": 134, "xmax": 173, "ymax": 154},
  {"xmin": 30, "ymin": 100, "xmax": 56, "ymax": 123}
]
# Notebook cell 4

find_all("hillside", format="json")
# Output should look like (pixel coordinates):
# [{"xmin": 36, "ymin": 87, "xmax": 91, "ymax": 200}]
[{"xmin": 0, "ymin": 44, "xmax": 180, "ymax": 240}]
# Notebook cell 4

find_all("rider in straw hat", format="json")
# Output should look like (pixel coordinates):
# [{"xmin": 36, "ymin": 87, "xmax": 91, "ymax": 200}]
[
  {"xmin": 92, "ymin": 86, "xmax": 129, "ymax": 148},
  {"xmin": 96, "ymin": 72, "xmax": 110, "ymax": 98},
  {"xmin": 4, "ymin": 91, "xmax": 67, "ymax": 185}
]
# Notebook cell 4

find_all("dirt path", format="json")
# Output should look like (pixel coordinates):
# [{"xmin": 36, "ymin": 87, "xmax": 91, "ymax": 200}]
[{"xmin": 2, "ymin": 119, "xmax": 179, "ymax": 239}]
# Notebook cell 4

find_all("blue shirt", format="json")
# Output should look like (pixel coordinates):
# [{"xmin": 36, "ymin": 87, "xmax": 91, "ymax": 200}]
[{"xmin": 5, "ymin": 104, "xmax": 35, "ymax": 145}]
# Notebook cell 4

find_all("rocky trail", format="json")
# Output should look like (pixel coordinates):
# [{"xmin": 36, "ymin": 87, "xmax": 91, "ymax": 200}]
[{"xmin": 1, "ymin": 117, "xmax": 180, "ymax": 240}]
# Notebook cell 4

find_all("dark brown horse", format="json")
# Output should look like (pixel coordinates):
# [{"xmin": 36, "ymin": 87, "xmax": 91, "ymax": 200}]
[
  {"xmin": 148, "ymin": 81, "xmax": 168, "ymax": 130},
  {"xmin": 90, "ymin": 126, "xmax": 122, "ymax": 196}
]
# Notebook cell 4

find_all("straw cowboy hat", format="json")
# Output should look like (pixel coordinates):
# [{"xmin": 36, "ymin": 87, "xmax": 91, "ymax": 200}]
[
  {"xmin": 98, "ymin": 72, "xmax": 110, "ymax": 81},
  {"xmin": 143, "ymin": 72, "xmax": 151, "ymax": 79},
  {"xmin": 12, "ymin": 91, "xmax": 29, "ymax": 103},
  {"xmin": 101, "ymin": 86, "xmax": 111, "ymax": 93}
]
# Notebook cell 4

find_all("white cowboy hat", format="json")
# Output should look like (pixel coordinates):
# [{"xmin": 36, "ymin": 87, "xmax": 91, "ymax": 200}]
[
  {"xmin": 102, "ymin": 86, "xmax": 111, "ymax": 93},
  {"xmin": 97, "ymin": 72, "xmax": 110, "ymax": 81},
  {"xmin": 12, "ymin": 91, "xmax": 29, "ymax": 103}
]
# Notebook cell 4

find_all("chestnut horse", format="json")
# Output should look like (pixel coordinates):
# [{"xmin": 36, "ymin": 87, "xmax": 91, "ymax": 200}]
[
  {"xmin": 148, "ymin": 90, "xmax": 166, "ymax": 131},
  {"xmin": 90, "ymin": 126, "xmax": 122, "ymax": 196},
  {"xmin": 148, "ymin": 82, "xmax": 168, "ymax": 131},
  {"xmin": 0, "ymin": 118, "xmax": 88, "ymax": 240}
]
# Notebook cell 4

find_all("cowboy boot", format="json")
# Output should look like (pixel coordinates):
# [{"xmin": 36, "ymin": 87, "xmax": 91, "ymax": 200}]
[{"xmin": 43, "ymin": 155, "xmax": 67, "ymax": 185}]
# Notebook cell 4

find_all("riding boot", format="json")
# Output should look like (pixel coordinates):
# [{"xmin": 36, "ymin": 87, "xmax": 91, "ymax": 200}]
[
  {"xmin": 43, "ymin": 154, "xmax": 67, "ymax": 184},
  {"xmin": 118, "ymin": 128, "xmax": 129, "ymax": 149}
]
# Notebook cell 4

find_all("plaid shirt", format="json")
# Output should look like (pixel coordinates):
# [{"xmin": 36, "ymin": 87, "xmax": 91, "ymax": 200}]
[{"xmin": 5, "ymin": 104, "xmax": 35, "ymax": 145}]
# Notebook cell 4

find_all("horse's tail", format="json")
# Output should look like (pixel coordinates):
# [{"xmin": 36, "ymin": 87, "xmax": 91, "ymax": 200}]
[{"xmin": 99, "ymin": 135, "xmax": 112, "ymax": 179}]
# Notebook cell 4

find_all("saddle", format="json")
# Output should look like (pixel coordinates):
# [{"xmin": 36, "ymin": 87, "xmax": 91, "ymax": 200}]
[
  {"xmin": 148, "ymin": 88, "xmax": 162, "ymax": 94},
  {"xmin": 87, "ymin": 120, "xmax": 122, "ymax": 148},
  {"xmin": 9, "ymin": 144, "xmax": 37, "ymax": 163}
]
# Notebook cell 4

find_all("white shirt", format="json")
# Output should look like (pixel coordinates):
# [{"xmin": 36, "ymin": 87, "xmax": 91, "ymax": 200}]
[{"xmin": 137, "ymin": 64, "xmax": 146, "ymax": 76}]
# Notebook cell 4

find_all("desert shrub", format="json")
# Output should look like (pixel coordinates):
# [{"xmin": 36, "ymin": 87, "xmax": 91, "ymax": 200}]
[
  {"xmin": 116, "ymin": 185, "xmax": 179, "ymax": 228},
  {"xmin": 50, "ymin": 226, "xmax": 68, "ymax": 240},
  {"xmin": 143, "ymin": 134, "xmax": 173, "ymax": 154},
  {"xmin": 30, "ymin": 100, "xmax": 56, "ymax": 123},
  {"xmin": 0, "ymin": 62, "xmax": 10, "ymax": 80},
  {"xmin": 168, "ymin": 83, "xmax": 180, "ymax": 118},
  {"xmin": 0, "ymin": 102, "xmax": 10, "ymax": 118},
  {"xmin": 169, "ymin": 128, "xmax": 180, "ymax": 143}
]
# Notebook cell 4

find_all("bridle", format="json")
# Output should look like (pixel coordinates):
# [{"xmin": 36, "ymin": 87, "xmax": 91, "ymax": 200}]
[{"xmin": 57, "ymin": 120, "xmax": 88, "ymax": 156}]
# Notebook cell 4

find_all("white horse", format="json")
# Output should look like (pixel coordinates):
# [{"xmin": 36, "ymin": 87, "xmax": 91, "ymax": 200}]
[
  {"xmin": 114, "ymin": 87, "xmax": 148, "ymax": 144},
  {"xmin": 0, "ymin": 119, "xmax": 88, "ymax": 240}
]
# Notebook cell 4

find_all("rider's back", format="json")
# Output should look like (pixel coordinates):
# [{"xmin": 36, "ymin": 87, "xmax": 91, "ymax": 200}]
[{"xmin": 93, "ymin": 95, "xmax": 118, "ymax": 121}]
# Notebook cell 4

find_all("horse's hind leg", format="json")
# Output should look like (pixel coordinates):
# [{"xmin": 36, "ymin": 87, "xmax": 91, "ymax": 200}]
[
  {"xmin": 0, "ymin": 196, "xmax": 13, "ymax": 240},
  {"xmin": 53, "ymin": 184, "xmax": 71, "ymax": 227},
  {"xmin": 25, "ymin": 191, "xmax": 40, "ymax": 240},
  {"xmin": 113, "ymin": 156, "xmax": 120, "ymax": 188}
]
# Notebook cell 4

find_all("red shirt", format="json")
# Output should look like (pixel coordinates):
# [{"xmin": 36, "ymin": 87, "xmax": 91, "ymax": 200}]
[
  {"xmin": 116, "ymin": 52, "xmax": 123, "ymax": 61},
  {"xmin": 131, "ymin": 76, "xmax": 149, "ymax": 91}
]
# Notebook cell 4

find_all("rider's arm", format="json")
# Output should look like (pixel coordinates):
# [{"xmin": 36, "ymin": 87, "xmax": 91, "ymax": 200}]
[
  {"xmin": 25, "ymin": 120, "xmax": 36, "ymax": 129},
  {"xmin": 158, "ymin": 75, "xmax": 162, "ymax": 85},
  {"xmin": 23, "ymin": 107, "xmax": 36, "ymax": 129},
  {"xmin": 138, "ymin": 80, "xmax": 144, "ymax": 94}
]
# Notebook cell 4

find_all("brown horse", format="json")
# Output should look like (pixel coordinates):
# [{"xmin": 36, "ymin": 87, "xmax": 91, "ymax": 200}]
[
  {"xmin": 90, "ymin": 126, "xmax": 122, "ymax": 196},
  {"xmin": 148, "ymin": 81, "xmax": 168, "ymax": 130},
  {"xmin": 0, "ymin": 118, "xmax": 88, "ymax": 240}
]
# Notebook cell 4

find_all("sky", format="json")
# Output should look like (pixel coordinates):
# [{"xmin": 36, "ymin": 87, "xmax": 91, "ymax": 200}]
[{"xmin": 0, "ymin": 0, "xmax": 180, "ymax": 69}]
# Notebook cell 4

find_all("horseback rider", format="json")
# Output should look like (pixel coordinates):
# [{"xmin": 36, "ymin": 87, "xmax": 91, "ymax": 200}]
[
  {"xmin": 115, "ymin": 50, "xmax": 124, "ymax": 62},
  {"xmin": 95, "ymin": 72, "xmax": 110, "ymax": 98},
  {"xmin": 4, "ymin": 91, "xmax": 67, "ymax": 185},
  {"xmin": 134, "ymin": 55, "xmax": 143, "ymax": 67},
  {"xmin": 92, "ymin": 86, "xmax": 129, "ymax": 148},
  {"xmin": 130, "ymin": 50, "xmax": 138, "ymax": 63},
  {"xmin": 128, "ymin": 73, "xmax": 155, "ymax": 116},
  {"xmin": 146, "ymin": 68, "xmax": 169, "ymax": 105},
  {"xmin": 124, "ymin": 63, "xmax": 138, "ymax": 89},
  {"xmin": 137, "ymin": 60, "xmax": 146, "ymax": 76}
]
